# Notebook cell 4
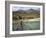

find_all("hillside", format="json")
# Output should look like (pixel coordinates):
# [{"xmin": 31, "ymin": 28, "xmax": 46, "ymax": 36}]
[{"xmin": 12, "ymin": 9, "xmax": 40, "ymax": 20}]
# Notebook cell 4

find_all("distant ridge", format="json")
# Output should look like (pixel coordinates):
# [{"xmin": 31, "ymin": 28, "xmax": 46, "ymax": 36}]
[{"xmin": 13, "ymin": 9, "xmax": 40, "ymax": 15}]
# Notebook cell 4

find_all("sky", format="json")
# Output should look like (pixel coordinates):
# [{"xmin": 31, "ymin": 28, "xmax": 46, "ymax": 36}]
[{"xmin": 12, "ymin": 7, "xmax": 40, "ymax": 11}]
